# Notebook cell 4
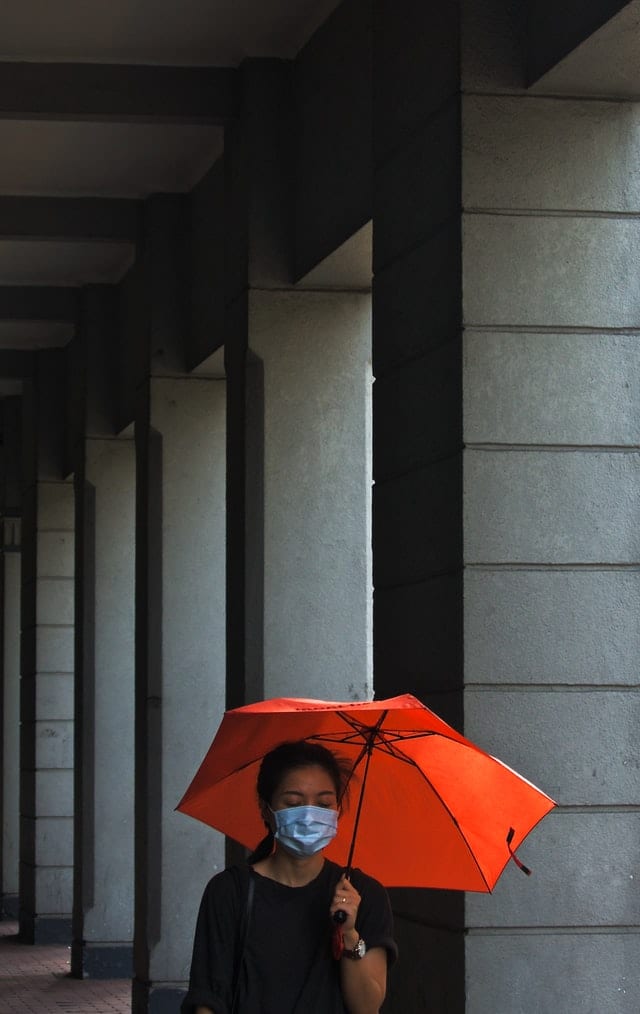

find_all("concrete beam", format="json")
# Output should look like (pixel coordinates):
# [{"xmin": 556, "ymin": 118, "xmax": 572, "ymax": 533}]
[
  {"xmin": 0, "ymin": 197, "xmax": 140, "ymax": 243},
  {"xmin": 0, "ymin": 62, "xmax": 240, "ymax": 124},
  {"xmin": 526, "ymin": 0, "xmax": 640, "ymax": 96},
  {"xmin": 0, "ymin": 287, "xmax": 77, "ymax": 322}
]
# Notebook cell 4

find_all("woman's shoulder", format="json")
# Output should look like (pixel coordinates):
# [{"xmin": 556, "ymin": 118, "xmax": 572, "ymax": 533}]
[{"xmin": 202, "ymin": 863, "xmax": 252, "ymax": 899}]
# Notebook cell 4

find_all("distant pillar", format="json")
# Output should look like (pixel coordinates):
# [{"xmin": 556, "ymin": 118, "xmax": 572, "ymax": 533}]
[
  {"xmin": 20, "ymin": 351, "xmax": 75, "ymax": 943},
  {"xmin": 132, "ymin": 197, "xmax": 227, "ymax": 1013},
  {"xmin": 1, "ymin": 395, "xmax": 22, "ymax": 919},
  {"xmin": 71, "ymin": 286, "xmax": 135, "ymax": 978},
  {"xmin": 1, "ymin": 519, "xmax": 21, "ymax": 919}
]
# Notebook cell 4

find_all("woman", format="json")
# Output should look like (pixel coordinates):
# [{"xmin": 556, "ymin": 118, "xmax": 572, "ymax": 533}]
[{"xmin": 182, "ymin": 740, "xmax": 397, "ymax": 1014}]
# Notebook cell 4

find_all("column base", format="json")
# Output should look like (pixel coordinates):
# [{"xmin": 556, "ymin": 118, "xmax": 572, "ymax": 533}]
[
  {"xmin": 132, "ymin": 978, "xmax": 187, "ymax": 1013},
  {"xmin": 1, "ymin": 893, "xmax": 19, "ymax": 919},
  {"xmin": 20, "ymin": 913, "xmax": 72, "ymax": 944},
  {"xmin": 72, "ymin": 940, "xmax": 133, "ymax": 978}
]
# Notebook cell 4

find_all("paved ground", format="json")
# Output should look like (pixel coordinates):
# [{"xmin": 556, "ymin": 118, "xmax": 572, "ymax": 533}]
[{"xmin": 0, "ymin": 920, "xmax": 131, "ymax": 1013}]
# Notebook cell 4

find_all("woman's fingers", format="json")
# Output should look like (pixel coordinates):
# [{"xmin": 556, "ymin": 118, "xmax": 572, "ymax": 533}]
[{"xmin": 330, "ymin": 875, "xmax": 361, "ymax": 928}]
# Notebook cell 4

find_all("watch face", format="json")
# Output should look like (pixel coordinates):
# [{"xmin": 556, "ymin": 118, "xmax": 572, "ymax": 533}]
[{"xmin": 354, "ymin": 938, "xmax": 366, "ymax": 958}]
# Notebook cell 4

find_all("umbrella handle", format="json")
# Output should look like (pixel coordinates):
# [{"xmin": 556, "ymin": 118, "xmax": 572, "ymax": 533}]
[{"xmin": 332, "ymin": 864, "xmax": 353, "ymax": 923}]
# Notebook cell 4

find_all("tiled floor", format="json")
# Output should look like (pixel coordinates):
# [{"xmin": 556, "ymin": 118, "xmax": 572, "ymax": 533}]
[{"xmin": 0, "ymin": 920, "xmax": 131, "ymax": 1013}]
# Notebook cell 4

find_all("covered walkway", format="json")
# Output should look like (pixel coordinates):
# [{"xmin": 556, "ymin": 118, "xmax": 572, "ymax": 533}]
[
  {"xmin": 1, "ymin": 2, "xmax": 639, "ymax": 1012},
  {"xmin": 0, "ymin": 920, "xmax": 129, "ymax": 1014}
]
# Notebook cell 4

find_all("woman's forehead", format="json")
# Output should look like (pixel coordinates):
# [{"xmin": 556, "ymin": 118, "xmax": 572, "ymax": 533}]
[{"xmin": 275, "ymin": 764, "xmax": 337, "ymax": 794}]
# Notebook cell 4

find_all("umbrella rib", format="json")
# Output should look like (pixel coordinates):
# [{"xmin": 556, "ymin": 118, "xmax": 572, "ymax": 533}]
[{"xmin": 312, "ymin": 720, "xmax": 494, "ymax": 890}]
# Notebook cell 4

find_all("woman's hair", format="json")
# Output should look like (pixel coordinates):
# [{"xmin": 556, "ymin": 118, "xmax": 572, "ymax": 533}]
[{"xmin": 247, "ymin": 740, "xmax": 352, "ymax": 864}]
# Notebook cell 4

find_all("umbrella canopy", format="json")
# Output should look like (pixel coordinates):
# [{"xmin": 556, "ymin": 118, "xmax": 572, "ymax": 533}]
[{"xmin": 177, "ymin": 693, "xmax": 556, "ymax": 891}]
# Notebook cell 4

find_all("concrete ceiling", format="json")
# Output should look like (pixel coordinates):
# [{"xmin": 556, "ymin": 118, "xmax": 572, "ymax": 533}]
[
  {"xmin": 0, "ymin": 1, "xmax": 341, "ymax": 65},
  {"xmin": 0, "ymin": 0, "xmax": 342, "ymax": 361}
]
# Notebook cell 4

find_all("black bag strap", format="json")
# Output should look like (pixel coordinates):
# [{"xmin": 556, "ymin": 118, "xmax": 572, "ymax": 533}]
[{"xmin": 230, "ymin": 869, "xmax": 255, "ymax": 1014}]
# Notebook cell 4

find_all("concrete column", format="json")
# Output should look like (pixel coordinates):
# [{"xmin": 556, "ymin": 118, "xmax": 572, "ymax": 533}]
[
  {"xmin": 20, "ymin": 351, "xmax": 75, "ymax": 943},
  {"xmin": 225, "ymin": 60, "xmax": 373, "ymax": 708},
  {"xmin": 249, "ymin": 289, "xmax": 373, "ymax": 701},
  {"xmin": 75, "ymin": 438, "xmax": 135, "ymax": 975},
  {"xmin": 1, "ymin": 396, "xmax": 22, "ymax": 919},
  {"xmin": 2, "ymin": 520, "xmax": 21, "ymax": 918},
  {"xmin": 461, "ymin": 3, "xmax": 640, "ymax": 1010},
  {"xmin": 133, "ymin": 197, "xmax": 227, "ymax": 1013},
  {"xmin": 70, "ymin": 286, "xmax": 136, "ymax": 978},
  {"xmin": 372, "ymin": 4, "xmax": 464, "ymax": 1010},
  {"xmin": 375, "ymin": 1, "xmax": 639, "ymax": 1011}
]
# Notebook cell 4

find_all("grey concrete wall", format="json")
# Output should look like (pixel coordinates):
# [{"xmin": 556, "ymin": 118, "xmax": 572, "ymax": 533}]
[
  {"xmin": 461, "ymin": 3, "xmax": 640, "ymax": 1010},
  {"xmin": 249, "ymin": 288, "xmax": 373, "ymax": 702}
]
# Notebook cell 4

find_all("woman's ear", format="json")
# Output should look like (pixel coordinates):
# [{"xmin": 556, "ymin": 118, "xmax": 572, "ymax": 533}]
[{"xmin": 259, "ymin": 798, "xmax": 273, "ymax": 830}]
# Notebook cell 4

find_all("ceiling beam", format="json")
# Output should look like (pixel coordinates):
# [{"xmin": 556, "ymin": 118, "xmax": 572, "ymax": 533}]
[
  {"xmin": 0, "ymin": 196, "xmax": 141, "ymax": 243},
  {"xmin": 0, "ymin": 286, "xmax": 78, "ymax": 321},
  {"xmin": 0, "ymin": 62, "xmax": 240, "ymax": 124}
]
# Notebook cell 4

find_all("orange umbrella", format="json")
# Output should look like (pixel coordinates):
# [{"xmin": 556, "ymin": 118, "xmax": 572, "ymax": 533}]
[{"xmin": 177, "ymin": 693, "xmax": 556, "ymax": 891}]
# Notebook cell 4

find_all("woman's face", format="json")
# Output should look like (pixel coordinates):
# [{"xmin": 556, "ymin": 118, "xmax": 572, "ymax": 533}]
[{"xmin": 270, "ymin": 764, "xmax": 338, "ymax": 813}]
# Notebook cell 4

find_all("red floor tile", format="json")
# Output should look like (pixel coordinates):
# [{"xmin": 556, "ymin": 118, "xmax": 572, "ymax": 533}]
[{"xmin": 0, "ymin": 920, "xmax": 131, "ymax": 1013}]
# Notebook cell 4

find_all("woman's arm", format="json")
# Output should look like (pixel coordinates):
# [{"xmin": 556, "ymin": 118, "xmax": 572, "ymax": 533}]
[
  {"xmin": 339, "ymin": 938, "xmax": 388, "ymax": 1014},
  {"xmin": 330, "ymin": 874, "xmax": 389, "ymax": 1013},
  {"xmin": 195, "ymin": 1007, "xmax": 216, "ymax": 1014}
]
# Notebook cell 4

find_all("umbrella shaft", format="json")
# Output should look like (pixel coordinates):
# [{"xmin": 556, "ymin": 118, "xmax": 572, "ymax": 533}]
[{"xmin": 345, "ymin": 729, "xmax": 377, "ymax": 874}]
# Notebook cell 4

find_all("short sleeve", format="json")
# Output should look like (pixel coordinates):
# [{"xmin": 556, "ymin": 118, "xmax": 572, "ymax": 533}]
[
  {"xmin": 351, "ymin": 869, "xmax": 398, "ymax": 967},
  {"xmin": 181, "ymin": 868, "xmax": 245, "ymax": 1014}
]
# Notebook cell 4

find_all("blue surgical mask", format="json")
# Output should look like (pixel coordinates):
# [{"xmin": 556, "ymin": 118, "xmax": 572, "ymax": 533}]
[{"xmin": 271, "ymin": 804, "xmax": 338, "ymax": 857}]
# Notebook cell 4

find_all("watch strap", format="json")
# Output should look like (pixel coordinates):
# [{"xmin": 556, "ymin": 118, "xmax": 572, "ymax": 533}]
[{"xmin": 343, "ymin": 936, "xmax": 366, "ymax": 960}]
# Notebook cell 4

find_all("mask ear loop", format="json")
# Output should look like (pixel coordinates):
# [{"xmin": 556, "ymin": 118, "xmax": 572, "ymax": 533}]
[{"xmin": 507, "ymin": 827, "xmax": 532, "ymax": 876}]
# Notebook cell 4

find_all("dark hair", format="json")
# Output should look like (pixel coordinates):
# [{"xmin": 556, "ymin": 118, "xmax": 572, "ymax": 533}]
[{"xmin": 247, "ymin": 740, "xmax": 351, "ymax": 864}]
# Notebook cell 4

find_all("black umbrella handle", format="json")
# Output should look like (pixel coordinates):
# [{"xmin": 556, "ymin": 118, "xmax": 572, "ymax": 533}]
[{"xmin": 332, "ymin": 864, "xmax": 352, "ymax": 924}]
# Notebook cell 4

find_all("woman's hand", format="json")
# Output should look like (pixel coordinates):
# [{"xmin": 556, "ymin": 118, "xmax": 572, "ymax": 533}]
[{"xmin": 330, "ymin": 873, "xmax": 361, "ymax": 933}]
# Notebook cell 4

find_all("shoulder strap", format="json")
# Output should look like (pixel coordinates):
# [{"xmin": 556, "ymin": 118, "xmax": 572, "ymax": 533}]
[{"xmin": 230, "ymin": 868, "xmax": 255, "ymax": 1014}]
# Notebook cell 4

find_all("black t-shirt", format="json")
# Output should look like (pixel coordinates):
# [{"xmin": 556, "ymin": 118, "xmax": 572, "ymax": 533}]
[{"xmin": 182, "ymin": 860, "xmax": 397, "ymax": 1014}]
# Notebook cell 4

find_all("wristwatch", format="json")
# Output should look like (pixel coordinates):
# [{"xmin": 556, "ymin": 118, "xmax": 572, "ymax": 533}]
[{"xmin": 343, "ymin": 936, "xmax": 366, "ymax": 960}]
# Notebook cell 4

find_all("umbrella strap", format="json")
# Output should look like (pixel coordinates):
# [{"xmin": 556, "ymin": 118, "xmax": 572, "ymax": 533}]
[{"xmin": 506, "ymin": 827, "xmax": 532, "ymax": 876}]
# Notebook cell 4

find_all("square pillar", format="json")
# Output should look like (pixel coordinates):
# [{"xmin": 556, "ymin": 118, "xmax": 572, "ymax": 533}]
[
  {"xmin": 225, "ymin": 60, "xmax": 374, "ymax": 711},
  {"xmin": 1, "ymin": 396, "xmax": 22, "ymax": 919},
  {"xmin": 20, "ymin": 351, "xmax": 75, "ymax": 944},
  {"xmin": 373, "ymin": 3, "xmax": 464, "ymax": 1009},
  {"xmin": 373, "ymin": 1, "xmax": 640, "ymax": 1010},
  {"xmin": 71, "ymin": 286, "xmax": 136, "ymax": 978},
  {"xmin": 132, "ymin": 197, "xmax": 227, "ymax": 1013}
]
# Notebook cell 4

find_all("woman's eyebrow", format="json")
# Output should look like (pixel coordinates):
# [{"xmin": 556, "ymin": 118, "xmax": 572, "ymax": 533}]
[{"xmin": 281, "ymin": 788, "xmax": 336, "ymax": 797}]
